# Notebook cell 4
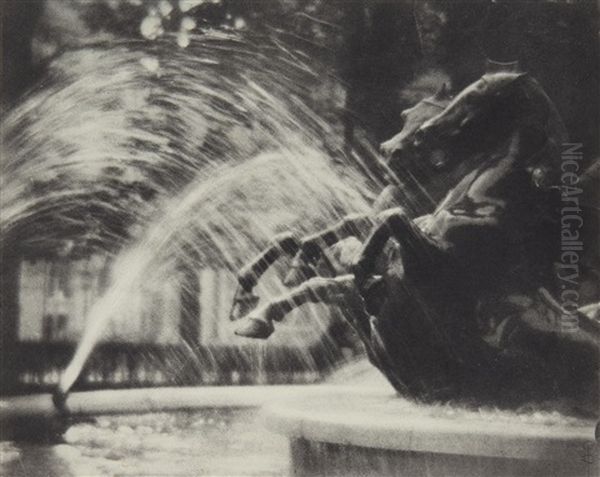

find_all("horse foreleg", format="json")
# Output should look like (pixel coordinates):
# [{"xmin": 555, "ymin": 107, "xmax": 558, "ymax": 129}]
[
  {"xmin": 295, "ymin": 187, "xmax": 412, "ymax": 257},
  {"xmin": 236, "ymin": 232, "xmax": 301, "ymax": 290},
  {"xmin": 301, "ymin": 213, "xmax": 376, "ymax": 251},
  {"xmin": 230, "ymin": 232, "xmax": 300, "ymax": 320},
  {"xmin": 352, "ymin": 207, "xmax": 441, "ymax": 292},
  {"xmin": 234, "ymin": 275, "xmax": 371, "ymax": 340},
  {"xmin": 283, "ymin": 213, "xmax": 380, "ymax": 287}
]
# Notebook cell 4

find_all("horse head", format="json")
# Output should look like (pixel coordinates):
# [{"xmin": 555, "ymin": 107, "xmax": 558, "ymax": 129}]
[
  {"xmin": 380, "ymin": 83, "xmax": 452, "ymax": 175},
  {"xmin": 417, "ymin": 72, "xmax": 530, "ymax": 147},
  {"xmin": 416, "ymin": 72, "xmax": 568, "ymax": 189}
]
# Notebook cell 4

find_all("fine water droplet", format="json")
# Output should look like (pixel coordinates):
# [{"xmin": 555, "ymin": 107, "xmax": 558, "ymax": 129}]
[
  {"xmin": 177, "ymin": 32, "xmax": 191, "ymax": 48},
  {"xmin": 179, "ymin": 0, "xmax": 205, "ymax": 13},
  {"xmin": 140, "ymin": 57, "xmax": 160, "ymax": 73},
  {"xmin": 140, "ymin": 15, "xmax": 163, "ymax": 40},
  {"xmin": 159, "ymin": 0, "xmax": 174, "ymax": 17},
  {"xmin": 233, "ymin": 17, "xmax": 246, "ymax": 30},
  {"xmin": 181, "ymin": 16, "xmax": 197, "ymax": 31}
]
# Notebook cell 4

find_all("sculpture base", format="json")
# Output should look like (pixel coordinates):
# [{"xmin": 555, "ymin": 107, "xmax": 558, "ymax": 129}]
[
  {"xmin": 287, "ymin": 438, "xmax": 597, "ymax": 477},
  {"xmin": 264, "ymin": 385, "xmax": 599, "ymax": 477}
]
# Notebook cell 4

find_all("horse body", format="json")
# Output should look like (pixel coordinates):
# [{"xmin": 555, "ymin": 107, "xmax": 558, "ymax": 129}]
[
  {"xmin": 351, "ymin": 72, "xmax": 598, "ymax": 408},
  {"xmin": 354, "ymin": 134, "xmax": 552, "ymax": 400},
  {"xmin": 233, "ymin": 72, "xmax": 599, "ymax": 413},
  {"xmin": 421, "ymin": 131, "xmax": 556, "ymax": 292}
]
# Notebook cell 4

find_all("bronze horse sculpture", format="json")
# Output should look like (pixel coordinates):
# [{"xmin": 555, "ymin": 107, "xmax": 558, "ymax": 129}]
[
  {"xmin": 229, "ymin": 87, "xmax": 453, "ymax": 324},
  {"xmin": 233, "ymin": 73, "xmax": 600, "ymax": 413}
]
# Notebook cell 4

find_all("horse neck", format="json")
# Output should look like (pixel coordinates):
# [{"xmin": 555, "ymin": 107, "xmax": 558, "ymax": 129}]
[
  {"xmin": 516, "ymin": 77, "xmax": 568, "ymax": 145},
  {"xmin": 480, "ymin": 126, "xmax": 550, "ymax": 174},
  {"xmin": 435, "ymin": 79, "xmax": 566, "ymax": 209},
  {"xmin": 433, "ymin": 127, "xmax": 519, "ymax": 204},
  {"xmin": 433, "ymin": 130, "xmax": 529, "ymax": 214},
  {"xmin": 467, "ymin": 78, "xmax": 565, "ymax": 173}
]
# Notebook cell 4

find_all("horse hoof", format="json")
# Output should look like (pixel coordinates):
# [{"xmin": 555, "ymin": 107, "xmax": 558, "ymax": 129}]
[
  {"xmin": 234, "ymin": 317, "xmax": 274, "ymax": 339},
  {"xmin": 229, "ymin": 289, "xmax": 260, "ymax": 321}
]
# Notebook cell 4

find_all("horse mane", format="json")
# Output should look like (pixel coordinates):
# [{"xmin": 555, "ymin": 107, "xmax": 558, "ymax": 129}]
[
  {"xmin": 482, "ymin": 73, "xmax": 568, "ymax": 180},
  {"xmin": 458, "ymin": 72, "xmax": 568, "ymax": 188},
  {"xmin": 519, "ymin": 75, "xmax": 568, "ymax": 143},
  {"xmin": 479, "ymin": 72, "xmax": 567, "ymax": 145}
]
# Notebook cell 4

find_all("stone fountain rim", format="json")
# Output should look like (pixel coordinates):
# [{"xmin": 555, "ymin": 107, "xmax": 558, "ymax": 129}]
[
  {"xmin": 1, "ymin": 384, "xmax": 597, "ymax": 462},
  {"xmin": 263, "ymin": 390, "xmax": 598, "ymax": 462}
]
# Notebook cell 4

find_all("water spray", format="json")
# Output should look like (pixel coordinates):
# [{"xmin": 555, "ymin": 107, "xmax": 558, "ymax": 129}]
[{"xmin": 2, "ymin": 33, "xmax": 378, "ymax": 407}]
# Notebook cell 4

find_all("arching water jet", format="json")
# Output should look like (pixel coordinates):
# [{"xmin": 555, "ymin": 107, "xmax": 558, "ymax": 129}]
[{"xmin": 56, "ymin": 151, "xmax": 373, "ymax": 396}]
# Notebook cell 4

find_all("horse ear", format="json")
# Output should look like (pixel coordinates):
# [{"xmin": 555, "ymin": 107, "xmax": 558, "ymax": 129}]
[{"xmin": 435, "ymin": 83, "xmax": 449, "ymax": 99}]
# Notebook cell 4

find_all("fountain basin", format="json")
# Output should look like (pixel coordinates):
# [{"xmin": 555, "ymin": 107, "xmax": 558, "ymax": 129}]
[
  {"xmin": 2, "ymin": 366, "xmax": 598, "ymax": 475},
  {"xmin": 264, "ymin": 389, "xmax": 599, "ymax": 476},
  {"xmin": 0, "ymin": 383, "xmax": 382, "ymax": 440}
]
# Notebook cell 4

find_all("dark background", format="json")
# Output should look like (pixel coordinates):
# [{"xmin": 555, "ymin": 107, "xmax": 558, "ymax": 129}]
[{"xmin": 2, "ymin": 0, "xmax": 598, "ymax": 157}]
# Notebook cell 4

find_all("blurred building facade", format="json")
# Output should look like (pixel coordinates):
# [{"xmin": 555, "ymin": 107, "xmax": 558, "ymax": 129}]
[{"xmin": 18, "ymin": 256, "xmax": 240, "ymax": 345}]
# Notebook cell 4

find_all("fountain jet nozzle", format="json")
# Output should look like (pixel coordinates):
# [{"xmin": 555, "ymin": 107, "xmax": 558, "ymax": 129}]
[{"xmin": 52, "ymin": 386, "xmax": 68, "ymax": 415}]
